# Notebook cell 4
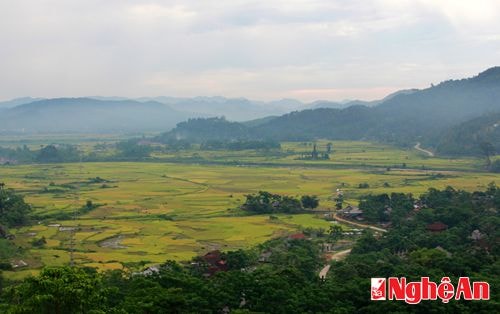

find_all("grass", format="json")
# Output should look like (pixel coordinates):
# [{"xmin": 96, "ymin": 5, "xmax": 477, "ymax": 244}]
[{"xmin": 0, "ymin": 140, "xmax": 497, "ymax": 278}]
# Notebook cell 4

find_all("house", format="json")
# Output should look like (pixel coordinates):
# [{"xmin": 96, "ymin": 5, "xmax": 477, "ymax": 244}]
[
  {"xmin": 142, "ymin": 266, "xmax": 160, "ymax": 276},
  {"xmin": 258, "ymin": 250, "xmax": 272, "ymax": 263},
  {"xmin": 288, "ymin": 233, "xmax": 306, "ymax": 240},
  {"xmin": 202, "ymin": 250, "xmax": 228, "ymax": 275},
  {"xmin": 470, "ymin": 229, "xmax": 483, "ymax": 241},
  {"xmin": 426, "ymin": 222, "xmax": 448, "ymax": 232},
  {"xmin": 341, "ymin": 206, "xmax": 364, "ymax": 220},
  {"xmin": 321, "ymin": 242, "xmax": 334, "ymax": 252},
  {"xmin": 11, "ymin": 260, "xmax": 28, "ymax": 269}
]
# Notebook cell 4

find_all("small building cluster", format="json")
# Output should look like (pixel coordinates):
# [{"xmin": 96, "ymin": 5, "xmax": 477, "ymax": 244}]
[{"xmin": 339, "ymin": 205, "xmax": 364, "ymax": 220}]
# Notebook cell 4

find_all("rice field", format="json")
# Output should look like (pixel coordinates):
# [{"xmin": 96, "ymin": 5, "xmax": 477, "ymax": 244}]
[{"xmin": 1, "ymin": 141, "xmax": 498, "ymax": 279}]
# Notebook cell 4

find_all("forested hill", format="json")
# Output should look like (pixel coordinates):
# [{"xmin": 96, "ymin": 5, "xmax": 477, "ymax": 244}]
[
  {"xmin": 257, "ymin": 67, "xmax": 500, "ymax": 144},
  {"xmin": 0, "ymin": 98, "xmax": 189, "ymax": 133},
  {"xmin": 160, "ymin": 67, "xmax": 500, "ymax": 155},
  {"xmin": 157, "ymin": 117, "xmax": 252, "ymax": 142},
  {"xmin": 436, "ymin": 112, "xmax": 500, "ymax": 156}
]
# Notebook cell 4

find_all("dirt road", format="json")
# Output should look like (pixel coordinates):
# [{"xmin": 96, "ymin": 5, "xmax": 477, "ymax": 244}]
[
  {"xmin": 414, "ymin": 142, "xmax": 434, "ymax": 157},
  {"xmin": 319, "ymin": 249, "xmax": 352, "ymax": 279}
]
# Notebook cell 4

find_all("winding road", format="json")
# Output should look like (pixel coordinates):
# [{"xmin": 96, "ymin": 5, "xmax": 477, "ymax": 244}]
[
  {"xmin": 414, "ymin": 142, "xmax": 434, "ymax": 157},
  {"xmin": 318, "ymin": 213, "xmax": 388, "ymax": 279},
  {"xmin": 319, "ymin": 249, "xmax": 352, "ymax": 279},
  {"xmin": 332, "ymin": 212, "xmax": 387, "ymax": 233}
]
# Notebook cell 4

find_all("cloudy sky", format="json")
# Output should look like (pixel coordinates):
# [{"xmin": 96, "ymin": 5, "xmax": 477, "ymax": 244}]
[{"xmin": 1, "ymin": 0, "xmax": 499, "ymax": 102}]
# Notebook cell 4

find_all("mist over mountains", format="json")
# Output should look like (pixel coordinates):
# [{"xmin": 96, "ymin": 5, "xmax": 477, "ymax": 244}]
[
  {"xmin": 0, "ymin": 98, "xmax": 189, "ymax": 133},
  {"xmin": 161, "ymin": 67, "xmax": 500, "ymax": 155},
  {"xmin": 0, "ymin": 96, "xmax": 307, "ymax": 132},
  {"xmin": 0, "ymin": 67, "xmax": 499, "ymax": 156}
]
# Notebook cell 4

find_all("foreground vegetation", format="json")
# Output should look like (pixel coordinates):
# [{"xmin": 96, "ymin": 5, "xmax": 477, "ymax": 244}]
[{"xmin": 0, "ymin": 185, "xmax": 498, "ymax": 313}]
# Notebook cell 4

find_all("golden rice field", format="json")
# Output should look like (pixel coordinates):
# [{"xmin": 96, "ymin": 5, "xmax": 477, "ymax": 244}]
[{"xmin": 1, "ymin": 141, "xmax": 498, "ymax": 279}]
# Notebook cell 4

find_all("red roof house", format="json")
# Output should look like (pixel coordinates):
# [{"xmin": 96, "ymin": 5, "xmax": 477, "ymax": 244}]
[
  {"xmin": 426, "ymin": 222, "xmax": 448, "ymax": 232},
  {"xmin": 288, "ymin": 233, "xmax": 306, "ymax": 240}
]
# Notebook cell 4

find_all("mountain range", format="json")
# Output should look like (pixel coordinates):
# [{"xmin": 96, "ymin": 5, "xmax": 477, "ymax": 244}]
[
  {"xmin": 1, "ymin": 67, "xmax": 499, "ymax": 156},
  {"xmin": 160, "ymin": 67, "xmax": 500, "ymax": 155},
  {"xmin": 0, "ymin": 98, "xmax": 188, "ymax": 133}
]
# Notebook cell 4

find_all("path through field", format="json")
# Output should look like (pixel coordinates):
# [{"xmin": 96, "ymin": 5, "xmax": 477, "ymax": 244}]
[
  {"xmin": 414, "ymin": 142, "xmax": 435, "ymax": 157},
  {"xmin": 319, "ymin": 213, "xmax": 389, "ymax": 279},
  {"xmin": 333, "ymin": 213, "xmax": 388, "ymax": 233},
  {"xmin": 319, "ymin": 249, "xmax": 352, "ymax": 279}
]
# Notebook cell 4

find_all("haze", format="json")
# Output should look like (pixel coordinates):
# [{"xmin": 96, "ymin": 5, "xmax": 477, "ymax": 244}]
[{"xmin": 1, "ymin": 0, "xmax": 500, "ymax": 102}]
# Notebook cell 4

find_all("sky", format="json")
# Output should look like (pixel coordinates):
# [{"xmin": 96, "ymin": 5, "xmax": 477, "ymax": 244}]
[{"xmin": 1, "ymin": 0, "xmax": 499, "ymax": 102}]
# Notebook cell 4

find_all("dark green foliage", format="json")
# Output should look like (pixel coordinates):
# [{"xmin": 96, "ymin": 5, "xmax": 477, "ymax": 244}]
[
  {"xmin": 0, "ymin": 239, "xmax": 18, "ymax": 260},
  {"xmin": 241, "ymin": 191, "xmax": 304, "ymax": 214},
  {"xmin": 35, "ymin": 145, "xmax": 61, "ymax": 163},
  {"xmin": 0, "ymin": 186, "xmax": 498, "ymax": 313},
  {"xmin": 0, "ymin": 145, "xmax": 34, "ymax": 163},
  {"xmin": 4, "ymin": 267, "xmax": 109, "ymax": 313},
  {"xmin": 88, "ymin": 177, "xmax": 107, "ymax": 183},
  {"xmin": 116, "ymin": 139, "xmax": 153, "ymax": 158},
  {"xmin": 77, "ymin": 200, "xmax": 99, "ymax": 215},
  {"xmin": 300, "ymin": 195, "xmax": 319, "ymax": 209},
  {"xmin": 36, "ymin": 145, "xmax": 80, "ymax": 163},
  {"xmin": 359, "ymin": 192, "xmax": 414, "ymax": 224},
  {"xmin": 31, "ymin": 237, "xmax": 46, "ymax": 248},
  {"xmin": 0, "ymin": 185, "xmax": 31, "ymax": 229},
  {"xmin": 329, "ymin": 225, "xmax": 343, "ymax": 241},
  {"xmin": 157, "ymin": 117, "xmax": 251, "ymax": 143},
  {"xmin": 223, "ymin": 249, "xmax": 256, "ymax": 270},
  {"xmin": 0, "ymin": 262, "xmax": 12, "ymax": 271},
  {"xmin": 436, "ymin": 113, "xmax": 500, "ymax": 156},
  {"xmin": 490, "ymin": 159, "xmax": 500, "ymax": 173}
]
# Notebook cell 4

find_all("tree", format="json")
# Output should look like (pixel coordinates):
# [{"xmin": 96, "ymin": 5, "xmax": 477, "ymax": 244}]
[
  {"xmin": 329, "ymin": 225, "xmax": 343, "ymax": 241},
  {"xmin": 326, "ymin": 142, "xmax": 333, "ymax": 153},
  {"xmin": 0, "ymin": 185, "xmax": 31, "ymax": 228},
  {"xmin": 490, "ymin": 159, "xmax": 500, "ymax": 173},
  {"xmin": 241, "ymin": 191, "xmax": 303, "ymax": 214},
  {"xmin": 301, "ymin": 195, "xmax": 319, "ymax": 209},
  {"xmin": 311, "ymin": 143, "xmax": 319, "ymax": 159},
  {"xmin": 479, "ymin": 141, "xmax": 495, "ymax": 167},
  {"xmin": 6, "ymin": 267, "xmax": 109, "ymax": 313},
  {"xmin": 36, "ymin": 145, "xmax": 61, "ymax": 163},
  {"xmin": 334, "ymin": 190, "xmax": 344, "ymax": 210},
  {"xmin": 116, "ymin": 139, "xmax": 153, "ymax": 158}
]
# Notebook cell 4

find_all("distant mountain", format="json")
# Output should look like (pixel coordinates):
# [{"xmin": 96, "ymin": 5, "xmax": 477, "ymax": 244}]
[
  {"xmin": 309, "ymin": 100, "xmax": 347, "ymax": 109},
  {"xmin": 137, "ymin": 96, "xmax": 303, "ymax": 121},
  {"xmin": 253, "ymin": 106, "xmax": 376, "ymax": 141},
  {"xmin": 266, "ymin": 68, "xmax": 499, "ymax": 145},
  {"xmin": 0, "ymin": 98, "xmax": 189, "ymax": 133},
  {"xmin": 310, "ymin": 89, "xmax": 418, "ymax": 109},
  {"xmin": 0, "ymin": 97, "xmax": 44, "ymax": 109},
  {"xmin": 161, "ymin": 67, "xmax": 500, "ymax": 155}
]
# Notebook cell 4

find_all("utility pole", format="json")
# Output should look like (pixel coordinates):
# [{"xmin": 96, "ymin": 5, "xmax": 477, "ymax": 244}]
[{"xmin": 69, "ymin": 148, "xmax": 83, "ymax": 267}]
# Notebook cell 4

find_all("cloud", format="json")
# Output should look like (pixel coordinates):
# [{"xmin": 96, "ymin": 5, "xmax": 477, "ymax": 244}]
[{"xmin": 0, "ymin": 0, "xmax": 498, "ymax": 102}]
